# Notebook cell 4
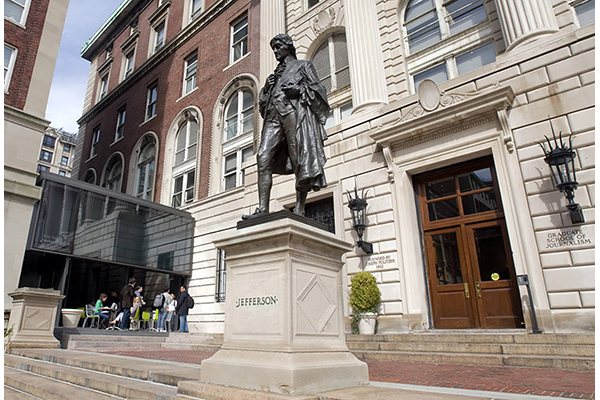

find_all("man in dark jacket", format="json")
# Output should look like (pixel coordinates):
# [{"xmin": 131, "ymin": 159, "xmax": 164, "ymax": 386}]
[
  {"xmin": 175, "ymin": 285, "xmax": 190, "ymax": 333},
  {"xmin": 119, "ymin": 277, "xmax": 136, "ymax": 330}
]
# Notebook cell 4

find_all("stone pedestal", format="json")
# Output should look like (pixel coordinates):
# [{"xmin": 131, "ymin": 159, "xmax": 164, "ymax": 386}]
[
  {"xmin": 6, "ymin": 287, "xmax": 64, "ymax": 349},
  {"xmin": 201, "ymin": 214, "xmax": 368, "ymax": 396}
]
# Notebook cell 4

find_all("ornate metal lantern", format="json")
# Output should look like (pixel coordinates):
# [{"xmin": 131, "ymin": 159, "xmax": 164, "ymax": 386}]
[
  {"xmin": 346, "ymin": 184, "xmax": 373, "ymax": 254},
  {"xmin": 539, "ymin": 125, "xmax": 584, "ymax": 224}
]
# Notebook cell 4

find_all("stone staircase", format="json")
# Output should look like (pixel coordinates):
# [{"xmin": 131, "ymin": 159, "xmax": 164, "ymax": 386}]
[
  {"xmin": 4, "ymin": 348, "xmax": 202, "ymax": 399},
  {"xmin": 55, "ymin": 329, "xmax": 594, "ymax": 371},
  {"xmin": 346, "ymin": 332, "xmax": 595, "ymax": 371}
]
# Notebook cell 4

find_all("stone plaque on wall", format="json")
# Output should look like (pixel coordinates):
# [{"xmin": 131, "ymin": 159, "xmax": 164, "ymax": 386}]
[
  {"xmin": 536, "ymin": 225, "xmax": 595, "ymax": 252},
  {"xmin": 365, "ymin": 252, "xmax": 398, "ymax": 270}
]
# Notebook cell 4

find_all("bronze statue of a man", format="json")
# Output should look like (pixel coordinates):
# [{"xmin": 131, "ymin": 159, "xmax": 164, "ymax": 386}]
[{"xmin": 243, "ymin": 34, "xmax": 330, "ymax": 219}]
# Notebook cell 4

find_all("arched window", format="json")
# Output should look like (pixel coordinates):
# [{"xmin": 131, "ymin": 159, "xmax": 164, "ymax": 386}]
[
  {"xmin": 402, "ymin": 0, "xmax": 496, "ymax": 92},
  {"xmin": 172, "ymin": 116, "xmax": 198, "ymax": 207},
  {"xmin": 136, "ymin": 138, "xmax": 156, "ymax": 200},
  {"xmin": 311, "ymin": 32, "xmax": 350, "ymax": 94},
  {"xmin": 83, "ymin": 169, "xmax": 97, "ymax": 185},
  {"xmin": 222, "ymin": 88, "xmax": 254, "ymax": 191},
  {"xmin": 311, "ymin": 32, "xmax": 352, "ymax": 129},
  {"xmin": 102, "ymin": 156, "xmax": 123, "ymax": 192}
]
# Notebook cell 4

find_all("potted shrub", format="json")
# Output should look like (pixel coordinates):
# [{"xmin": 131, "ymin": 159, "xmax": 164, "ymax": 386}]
[{"xmin": 348, "ymin": 271, "xmax": 381, "ymax": 334}]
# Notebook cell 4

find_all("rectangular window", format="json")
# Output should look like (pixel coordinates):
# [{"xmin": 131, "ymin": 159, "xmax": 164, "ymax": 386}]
[
  {"xmin": 61, "ymin": 156, "xmax": 68, "ymax": 166},
  {"xmin": 456, "ymin": 42, "xmax": 496, "ymax": 76},
  {"xmin": 116, "ymin": 107, "xmax": 126, "ymax": 140},
  {"xmin": 230, "ymin": 15, "xmax": 248, "ymax": 64},
  {"xmin": 146, "ymin": 84, "xmax": 158, "ymax": 120},
  {"xmin": 58, "ymin": 170, "xmax": 66, "ymax": 176},
  {"xmin": 171, "ymin": 170, "xmax": 195, "ymax": 207},
  {"xmin": 215, "ymin": 248, "xmax": 226, "ymax": 302},
  {"xmin": 308, "ymin": 0, "xmax": 320, "ymax": 8},
  {"xmin": 191, "ymin": 0, "xmax": 203, "ymax": 20},
  {"xmin": 158, "ymin": 252, "xmax": 174, "ymax": 271},
  {"xmin": 413, "ymin": 63, "xmax": 448, "ymax": 92},
  {"xmin": 39, "ymin": 150, "xmax": 53, "ymax": 163},
  {"xmin": 63, "ymin": 144, "xmax": 71, "ymax": 153},
  {"xmin": 183, "ymin": 53, "xmax": 197, "ymax": 95},
  {"xmin": 153, "ymin": 21, "xmax": 165, "ymax": 53},
  {"xmin": 37, "ymin": 164, "xmax": 50, "ymax": 173},
  {"xmin": 98, "ymin": 73, "xmax": 109, "ymax": 100},
  {"xmin": 4, "ymin": 44, "xmax": 17, "ymax": 91},
  {"xmin": 90, "ymin": 126, "xmax": 100, "ymax": 158},
  {"xmin": 123, "ymin": 49, "xmax": 135, "ymax": 78},
  {"xmin": 42, "ymin": 135, "xmax": 56, "ymax": 149},
  {"xmin": 574, "ymin": 0, "xmax": 595, "ymax": 27},
  {"xmin": 223, "ymin": 145, "xmax": 253, "ymax": 190},
  {"xmin": 446, "ymin": 0, "xmax": 487, "ymax": 36},
  {"xmin": 5, "ymin": 0, "xmax": 30, "ymax": 25}
]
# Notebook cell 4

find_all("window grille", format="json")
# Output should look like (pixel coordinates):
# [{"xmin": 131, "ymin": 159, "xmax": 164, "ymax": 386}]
[{"xmin": 215, "ymin": 248, "xmax": 226, "ymax": 302}]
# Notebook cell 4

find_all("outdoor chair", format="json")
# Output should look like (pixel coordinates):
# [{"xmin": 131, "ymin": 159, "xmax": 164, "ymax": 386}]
[
  {"xmin": 77, "ymin": 307, "xmax": 85, "ymax": 327},
  {"xmin": 141, "ymin": 311, "xmax": 151, "ymax": 330},
  {"xmin": 83, "ymin": 304, "xmax": 99, "ymax": 328},
  {"xmin": 130, "ymin": 307, "xmax": 142, "ymax": 330},
  {"xmin": 146, "ymin": 309, "xmax": 159, "ymax": 332}
]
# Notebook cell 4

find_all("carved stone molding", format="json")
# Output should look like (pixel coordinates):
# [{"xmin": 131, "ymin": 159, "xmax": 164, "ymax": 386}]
[
  {"xmin": 381, "ymin": 145, "xmax": 395, "ymax": 183},
  {"xmin": 497, "ymin": 108, "xmax": 515, "ymax": 153},
  {"xmin": 312, "ymin": 8, "xmax": 336, "ymax": 35}
]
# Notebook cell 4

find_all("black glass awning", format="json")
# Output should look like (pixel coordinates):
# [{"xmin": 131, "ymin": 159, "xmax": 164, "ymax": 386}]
[{"xmin": 29, "ymin": 172, "xmax": 195, "ymax": 275}]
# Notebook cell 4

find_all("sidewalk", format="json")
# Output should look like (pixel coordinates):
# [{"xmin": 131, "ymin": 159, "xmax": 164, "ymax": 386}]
[{"xmin": 86, "ymin": 347, "xmax": 595, "ymax": 399}]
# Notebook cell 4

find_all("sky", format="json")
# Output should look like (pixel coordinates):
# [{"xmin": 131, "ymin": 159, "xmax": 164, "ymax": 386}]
[{"xmin": 45, "ymin": 0, "xmax": 124, "ymax": 134}]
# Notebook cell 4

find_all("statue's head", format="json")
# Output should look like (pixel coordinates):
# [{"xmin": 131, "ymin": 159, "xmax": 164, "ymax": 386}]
[{"xmin": 270, "ymin": 34, "xmax": 296, "ymax": 59}]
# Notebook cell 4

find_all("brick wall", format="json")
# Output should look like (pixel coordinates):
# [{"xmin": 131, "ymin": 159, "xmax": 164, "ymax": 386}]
[{"xmin": 4, "ymin": 0, "xmax": 51, "ymax": 110}]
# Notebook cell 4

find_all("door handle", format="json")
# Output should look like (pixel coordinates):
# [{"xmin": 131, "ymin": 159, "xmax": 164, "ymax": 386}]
[
  {"xmin": 463, "ymin": 283, "xmax": 470, "ymax": 299},
  {"xmin": 475, "ymin": 281, "xmax": 482, "ymax": 298}
]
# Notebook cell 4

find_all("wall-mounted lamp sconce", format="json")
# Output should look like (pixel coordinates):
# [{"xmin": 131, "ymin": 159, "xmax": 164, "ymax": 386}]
[
  {"xmin": 346, "ymin": 183, "xmax": 373, "ymax": 254},
  {"xmin": 539, "ymin": 124, "xmax": 584, "ymax": 224}
]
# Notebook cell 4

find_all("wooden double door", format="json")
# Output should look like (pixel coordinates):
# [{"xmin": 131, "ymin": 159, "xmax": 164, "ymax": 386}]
[{"xmin": 417, "ymin": 158, "xmax": 524, "ymax": 329}]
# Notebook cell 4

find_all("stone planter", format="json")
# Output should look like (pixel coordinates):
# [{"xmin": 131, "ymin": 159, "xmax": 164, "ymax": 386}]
[
  {"xmin": 61, "ymin": 309, "xmax": 82, "ymax": 329},
  {"xmin": 358, "ymin": 313, "xmax": 377, "ymax": 335}
]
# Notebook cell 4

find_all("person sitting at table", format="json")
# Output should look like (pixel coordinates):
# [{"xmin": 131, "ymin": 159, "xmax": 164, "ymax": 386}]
[{"xmin": 94, "ymin": 293, "xmax": 111, "ymax": 329}]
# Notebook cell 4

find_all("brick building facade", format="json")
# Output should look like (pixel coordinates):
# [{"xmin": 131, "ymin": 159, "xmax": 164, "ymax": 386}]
[{"xmin": 75, "ymin": 0, "xmax": 595, "ymax": 335}]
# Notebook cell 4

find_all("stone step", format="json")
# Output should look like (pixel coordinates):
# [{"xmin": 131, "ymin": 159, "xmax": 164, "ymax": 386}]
[
  {"xmin": 4, "ymin": 385, "xmax": 45, "ymax": 400},
  {"xmin": 346, "ymin": 333, "xmax": 595, "ymax": 345},
  {"xmin": 7, "ymin": 348, "xmax": 203, "ymax": 387},
  {"xmin": 352, "ymin": 350, "xmax": 595, "ymax": 371},
  {"xmin": 347, "ymin": 341, "xmax": 593, "ymax": 357},
  {"xmin": 4, "ymin": 366, "xmax": 121, "ymax": 399},
  {"xmin": 160, "ymin": 343, "xmax": 222, "ymax": 352},
  {"xmin": 5, "ymin": 354, "xmax": 178, "ymax": 399}
]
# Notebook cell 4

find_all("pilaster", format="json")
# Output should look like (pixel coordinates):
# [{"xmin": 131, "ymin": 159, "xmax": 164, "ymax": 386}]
[
  {"xmin": 259, "ymin": 0, "xmax": 286, "ymax": 85},
  {"xmin": 494, "ymin": 0, "xmax": 558, "ymax": 51}
]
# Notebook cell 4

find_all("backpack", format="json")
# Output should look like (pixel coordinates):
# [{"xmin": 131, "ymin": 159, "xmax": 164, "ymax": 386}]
[
  {"xmin": 153, "ymin": 293, "xmax": 165, "ymax": 309},
  {"xmin": 187, "ymin": 294, "xmax": 195, "ymax": 309}
]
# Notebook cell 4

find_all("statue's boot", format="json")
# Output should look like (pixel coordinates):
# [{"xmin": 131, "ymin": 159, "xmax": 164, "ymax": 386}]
[{"xmin": 241, "ymin": 207, "xmax": 269, "ymax": 220}]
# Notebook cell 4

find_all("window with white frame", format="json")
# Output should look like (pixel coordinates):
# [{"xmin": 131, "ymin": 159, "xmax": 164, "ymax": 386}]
[
  {"xmin": 39, "ymin": 150, "xmax": 53, "ymax": 163},
  {"xmin": 58, "ymin": 170, "xmax": 67, "ymax": 176},
  {"xmin": 90, "ymin": 126, "xmax": 100, "ymax": 158},
  {"xmin": 230, "ymin": 15, "xmax": 248, "ymax": 64},
  {"xmin": 146, "ymin": 83, "xmax": 158, "ymax": 120},
  {"xmin": 123, "ymin": 48, "xmax": 135, "ymax": 79},
  {"xmin": 183, "ymin": 53, "xmax": 197, "ymax": 95},
  {"xmin": 5, "ymin": 0, "xmax": 30, "ymax": 25},
  {"xmin": 61, "ymin": 156, "xmax": 68, "ymax": 166},
  {"xmin": 98, "ymin": 73, "xmax": 109, "ymax": 101},
  {"xmin": 4, "ymin": 44, "xmax": 17, "ymax": 91},
  {"xmin": 403, "ymin": 0, "xmax": 495, "ymax": 92},
  {"xmin": 222, "ymin": 88, "xmax": 254, "ymax": 190},
  {"xmin": 37, "ymin": 165, "xmax": 50, "ymax": 173},
  {"xmin": 324, "ymin": 100, "xmax": 353, "ymax": 130},
  {"xmin": 136, "ymin": 139, "xmax": 156, "ymax": 200},
  {"xmin": 63, "ymin": 144, "xmax": 71, "ymax": 153},
  {"xmin": 172, "ymin": 117, "xmax": 198, "ymax": 207},
  {"xmin": 311, "ymin": 33, "xmax": 350, "ymax": 94},
  {"xmin": 572, "ymin": 0, "xmax": 595, "ymax": 27},
  {"xmin": 102, "ymin": 156, "xmax": 123, "ymax": 192},
  {"xmin": 190, "ymin": 0, "xmax": 203, "ymax": 20},
  {"xmin": 116, "ymin": 107, "xmax": 126, "ymax": 141},
  {"xmin": 307, "ymin": 0, "xmax": 320, "ymax": 9},
  {"xmin": 152, "ymin": 20, "xmax": 166, "ymax": 53}
]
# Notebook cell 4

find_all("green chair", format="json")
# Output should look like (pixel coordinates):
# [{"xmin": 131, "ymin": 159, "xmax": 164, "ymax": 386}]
[
  {"xmin": 131, "ymin": 307, "xmax": 142, "ymax": 331},
  {"xmin": 77, "ymin": 307, "xmax": 85, "ymax": 327},
  {"xmin": 141, "ymin": 311, "xmax": 151, "ymax": 330}
]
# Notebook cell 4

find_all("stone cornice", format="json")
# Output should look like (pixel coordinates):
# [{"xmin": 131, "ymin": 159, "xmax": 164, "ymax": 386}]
[
  {"xmin": 120, "ymin": 30, "xmax": 140, "ymax": 51},
  {"xmin": 97, "ymin": 56, "xmax": 113, "ymax": 74},
  {"xmin": 148, "ymin": 0, "xmax": 170, "ymax": 24},
  {"xmin": 78, "ymin": 0, "xmax": 236, "ymax": 126},
  {"xmin": 370, "ymin": 85, "xmax": 516, "ymax": 150},
  {"xmin": 4, "ymin": 105, "xmax": 50, "ymax": 130}
]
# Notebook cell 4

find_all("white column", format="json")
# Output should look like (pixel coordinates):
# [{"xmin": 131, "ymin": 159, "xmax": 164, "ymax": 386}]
[
  {"xmin": 259, "ymin": 0, "xmax": 286, "ymax": 85},
  {"xmin": 343, "ymin": 0, "xmax": 388, "ymax": 114},
  {"xmin": 495, "ymin": 0, "xmax": 558, "ymax": 51}
]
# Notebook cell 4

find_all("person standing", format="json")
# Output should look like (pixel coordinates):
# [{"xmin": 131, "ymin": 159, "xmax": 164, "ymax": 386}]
[
  {"xmin": 157, "ymin": 287, "xmax": 171, "ymax": 332},
  {"xmin": 166, "ymin": 293, "xmax": 177, "ymax": 332},
  {"xmin": 175, "ymin": 285, "xmax": 190, "ymax": 333},
  {"xmin": 119, "ymin": 277, "xmax": 136, "ymax": 330}
]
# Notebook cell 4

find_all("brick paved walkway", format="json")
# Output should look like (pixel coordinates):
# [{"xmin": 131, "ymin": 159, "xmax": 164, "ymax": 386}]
[{"xmin": 87, "ymin": 347, "xmax": 595, "ymax": 399}]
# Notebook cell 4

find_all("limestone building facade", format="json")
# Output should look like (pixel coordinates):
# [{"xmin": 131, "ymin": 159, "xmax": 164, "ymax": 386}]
[
  {"xmin": 75, "ymin": 0, "xmax": 595, "ymax": 334},
  {"xmin": 37, "ymin": 127, "xmax": 77, "ymax": 178},
  {"xmin": 4, "ymin": 0, "xmax": 70, "ymax": 309}
]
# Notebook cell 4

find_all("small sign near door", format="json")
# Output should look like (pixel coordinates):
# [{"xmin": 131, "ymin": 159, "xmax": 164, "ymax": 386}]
[{"xmin": 365, "ymin": 253, "xmax": 398, "ymax": 270}]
